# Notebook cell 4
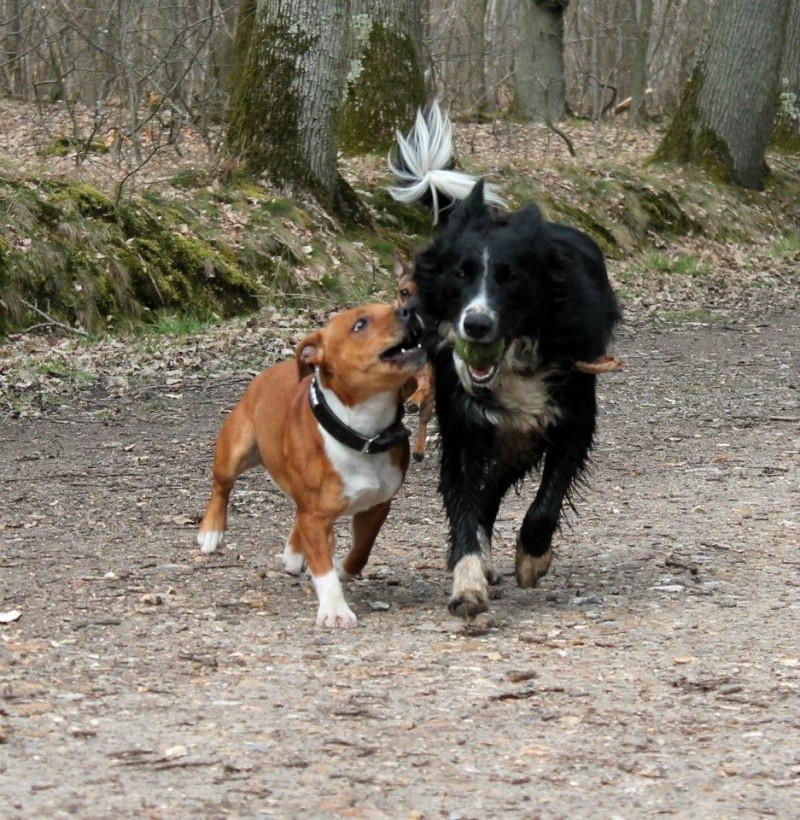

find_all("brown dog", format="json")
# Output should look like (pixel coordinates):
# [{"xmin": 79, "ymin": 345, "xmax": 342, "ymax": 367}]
[
  {"xmin": 197, "ymin": 303, "xmax": 425, "ymax": 628},
  {"xmin": 395, "ymin": 255, "xmax": 435, "ymax": 461}
]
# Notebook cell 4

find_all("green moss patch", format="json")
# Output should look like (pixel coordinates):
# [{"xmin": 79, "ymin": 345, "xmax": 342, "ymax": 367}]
[
  {"xmin": 339, "ymin": 20, "xmax": 424, "ymax": 155},
  {"xmin": 0, "ymin": 176, "xmax": 265, "ymax": 335}
]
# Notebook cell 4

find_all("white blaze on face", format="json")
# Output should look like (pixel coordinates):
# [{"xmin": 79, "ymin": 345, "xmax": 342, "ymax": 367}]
[{"xmin": 457, "ymin": 246, "xmax": 497, "ymax": 338}]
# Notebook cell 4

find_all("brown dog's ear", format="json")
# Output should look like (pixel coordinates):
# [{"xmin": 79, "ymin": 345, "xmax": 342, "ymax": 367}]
[
  {"xmin": 393, "ymin": 252, "xmax": 408, "ymax": 283},
  {"xmin": 296, "ymin": 331, "xmax": 323, "ymax": 378}
]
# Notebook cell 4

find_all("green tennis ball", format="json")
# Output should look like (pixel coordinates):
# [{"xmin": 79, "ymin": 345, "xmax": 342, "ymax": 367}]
[{"xmin": 455, "ymin": 337, "xmax": 506, "ymax": 368}]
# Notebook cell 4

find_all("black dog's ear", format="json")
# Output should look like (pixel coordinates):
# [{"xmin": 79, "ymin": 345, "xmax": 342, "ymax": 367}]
[{"xmin": 448, "ymin": 179, "xmax": 489, "ymax": 231}]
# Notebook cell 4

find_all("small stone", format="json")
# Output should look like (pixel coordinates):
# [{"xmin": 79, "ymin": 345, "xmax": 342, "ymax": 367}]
[
  {"xmin": 369, "ymin": 601, "xmax": 390, "ymax": 611},
  {"xmin": 139, "ymin": 593, "xmax": 163, "ymax": 605},
  {"xmin": 164, "ymin": 744, "xmax": 188, "ymax": 760}
]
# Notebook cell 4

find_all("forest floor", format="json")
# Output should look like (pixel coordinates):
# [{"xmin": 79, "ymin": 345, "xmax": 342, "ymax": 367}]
[{"xmin": 1, "ymin": 112, "xmax": 799, "ymax": 818}]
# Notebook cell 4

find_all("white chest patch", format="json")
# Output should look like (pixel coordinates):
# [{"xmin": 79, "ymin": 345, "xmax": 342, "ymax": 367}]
[
  {"xmin": 316, "ymin": 385, "xmax": 404, "ymax": 514},
  {"xmin": 320, "ymin": 434, "xmax": 404, "ymax": 514},
  {"xmin": 464, "ymin": 336, "xmax": 561, "ymax": 434}
]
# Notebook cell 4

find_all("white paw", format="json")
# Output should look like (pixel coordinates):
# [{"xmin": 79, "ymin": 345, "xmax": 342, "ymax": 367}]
[
  {"xmin": 449, "ymin": 553, "xmax": 490, "ymax": 620},
  {"xmin": 282, "ymin": 543, "xmax": 307, "ymax": 575},
  {"xmin": 197, "ymin": 530, "xmax": 224, "ymax": 554},
  {"xmin": 315, "ymin": 602, "xmax": 358, "ymax": 629},
  {"xmin": 313, "ymin": 569, "xmax": 357, "ymax": 628}
]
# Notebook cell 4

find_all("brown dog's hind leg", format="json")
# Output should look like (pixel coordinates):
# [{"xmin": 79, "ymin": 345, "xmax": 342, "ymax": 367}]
[
  {"xmin": 339, "ymin": 501, "xmax": 392, "ymax": 579},
  {"xmin": 412, "ymin": 394, "xmax": 434, "ymax": 461},
  {"xmin": 198, "ymin": 403, "xmax": 260, "ymax": 554}
]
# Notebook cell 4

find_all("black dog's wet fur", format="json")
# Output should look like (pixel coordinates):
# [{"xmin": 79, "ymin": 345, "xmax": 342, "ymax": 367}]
[{"xmin": 413, "ymin": 182, "xmax": 621, "ymax": 574}]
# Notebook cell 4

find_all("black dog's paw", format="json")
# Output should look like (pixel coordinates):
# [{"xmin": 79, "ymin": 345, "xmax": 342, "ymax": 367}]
[
  {"xmin": 515, "ymin": 540, "xmax": 554, "ymax": 588},
  {"xmin": 448, "ymin": 589, "xmax": 489, "ymax": 620}
]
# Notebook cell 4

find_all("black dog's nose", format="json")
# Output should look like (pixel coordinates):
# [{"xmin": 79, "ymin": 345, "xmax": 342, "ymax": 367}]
[{"xmin": 462, "ymin": 311, "xmax": 494, "ymax": 341}]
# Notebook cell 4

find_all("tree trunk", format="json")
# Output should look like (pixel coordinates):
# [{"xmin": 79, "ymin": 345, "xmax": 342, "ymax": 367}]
[
  {"xmin": 629, "ymin": 0, "xmax": 654, "ymax": 125},
  {"xmin": 653, "ymin": 0, "xmax": 792, "ymax": 190},
  {"xmin": 465, "ymin": 0, "xmax": 488, "ymax": 113},
  {"xmin": 226, "ymin": 0, "xmax": 351, "ymax": 211},
  {"xmin": 773, "ymin": 0, "xmax": 800, "ymax": 149},
  {"xmin": 338, "ymin": 0, "xmax": 425, "ymax": 155},
  {"xmin": 516, "ymin": 0, "xmax": 569, "ymax": 124}
]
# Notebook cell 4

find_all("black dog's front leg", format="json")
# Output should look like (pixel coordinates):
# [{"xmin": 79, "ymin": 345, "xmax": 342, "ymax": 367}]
[
  {"xmin": 436, "ymin": 372, "xmax": 496, "ymax": 619},
  {"xmin": 440, "ymin": 440, "xmax": 493, "ymax": 618},
  {"xmin": 516, "ymin": 375, "xmax": 597, "ymax": 587}
]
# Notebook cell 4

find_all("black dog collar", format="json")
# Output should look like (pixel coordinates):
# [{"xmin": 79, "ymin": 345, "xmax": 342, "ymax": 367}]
[{"xmin": 308, "ymin": 373, "xmax": 408, "ymax": 454}]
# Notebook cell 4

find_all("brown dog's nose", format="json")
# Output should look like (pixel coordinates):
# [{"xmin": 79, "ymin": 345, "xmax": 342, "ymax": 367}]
[{"xmin": 396, "ymin": 303, "xmax": 424, "ymax": 341}]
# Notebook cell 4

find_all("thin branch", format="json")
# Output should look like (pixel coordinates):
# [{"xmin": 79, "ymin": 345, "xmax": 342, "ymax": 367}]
[{"xmin": 19, "ymin": 298, "xmax": 88, "ymax": 337}]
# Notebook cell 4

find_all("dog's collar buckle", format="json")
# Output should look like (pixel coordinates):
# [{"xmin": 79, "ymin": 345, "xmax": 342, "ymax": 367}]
[{"xmin": 309, "ymin": 373, "xmax": 408, "ymax": 455}]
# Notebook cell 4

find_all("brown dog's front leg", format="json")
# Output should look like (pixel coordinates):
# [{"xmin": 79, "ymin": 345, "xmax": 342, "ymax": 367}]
[{"xmin": 291, "ymin": 513, "xmax": 357, "ymax": 629}]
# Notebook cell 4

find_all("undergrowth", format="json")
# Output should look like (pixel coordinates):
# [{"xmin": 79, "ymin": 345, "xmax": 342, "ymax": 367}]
[{"xmin": 1, "ymin": 138, "xmax": 798, "ymax": 337}]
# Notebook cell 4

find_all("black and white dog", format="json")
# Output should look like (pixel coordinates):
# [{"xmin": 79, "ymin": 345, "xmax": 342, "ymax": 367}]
[{"xmin": 389, "ymin": 103, "xmax": 621, "ymax": 620}]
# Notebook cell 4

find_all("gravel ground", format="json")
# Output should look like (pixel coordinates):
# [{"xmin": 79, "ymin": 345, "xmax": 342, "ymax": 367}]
[{"xmin": 1, "ymin": 307, "xmax": 799, "ymax": 818}]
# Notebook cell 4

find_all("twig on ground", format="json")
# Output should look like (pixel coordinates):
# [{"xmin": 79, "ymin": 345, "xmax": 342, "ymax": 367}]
[{"xmin": 19, "ymin": 299, "xmax": 88, "ymax": 337}]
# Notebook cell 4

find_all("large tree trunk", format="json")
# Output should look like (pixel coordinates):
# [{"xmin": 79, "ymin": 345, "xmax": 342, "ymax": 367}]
[
  {"xmin": 629, "ymin": 0, "xmax": 654, "ymax": 126},
  {"xmin": 338, "ymin": 0, "xmax": 424, "ymax": 155},
  {"xmin": 773, "ymin": 0, "xmax": 800, "ymax": 149},
  {"xmin": 226, "ymin": 0, "xmax": 351, "ymax": 211},
  {"xmin": 516, "ymin": 0, "xmax": 569, "ymax": 124},
  {"xmin": 465, "ymin": 0, "xmax": 488, "ymax": 113},
  {"xmin": 654, "ymin": 0, "xmax": 792, "ymax": 190}
]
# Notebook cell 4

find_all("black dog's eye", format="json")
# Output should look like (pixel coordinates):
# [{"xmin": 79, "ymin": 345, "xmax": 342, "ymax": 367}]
[
  {"xmin": 352, "ymin": 317, "xmax": 368, "ymax": 333},
  {"xmin": 494, "ymin": 262, "xmax": 516, "ymax": 283},
  {"xmin": 399, "ymin": 288, "xmax": 411, "ymax": 299},
  {"xmin": 454, "ymin": 260, "xmax": 476, "ymax": 280}
]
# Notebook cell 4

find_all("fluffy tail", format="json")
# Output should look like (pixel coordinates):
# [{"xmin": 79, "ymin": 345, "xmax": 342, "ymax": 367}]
[{"xmin": 388, "ymin": 101, "xmax": 504, "ymax": 225}]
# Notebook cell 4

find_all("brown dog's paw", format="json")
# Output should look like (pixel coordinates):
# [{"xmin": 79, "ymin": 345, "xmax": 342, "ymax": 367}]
[{"xmin": 515, "ymin": 540, "xmax": 553, "ymax": 588}]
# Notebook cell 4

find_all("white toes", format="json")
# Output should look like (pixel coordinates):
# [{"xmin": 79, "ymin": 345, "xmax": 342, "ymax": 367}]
[
  {"xmin": 313, "ymin": 569, "xmax": 357, "ymax": 629},
  {"xmin": 197, "ymin": 530, "xmax": 225, "ymax": 554},
  {"xmin": 315, "ymin": 605, "xmax": 358, "ymax": 629}
]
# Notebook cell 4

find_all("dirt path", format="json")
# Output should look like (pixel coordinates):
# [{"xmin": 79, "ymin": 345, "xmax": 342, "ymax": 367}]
[{"xmin": 1, "ymin": 311, "xmax": 798, "ymax": 818}]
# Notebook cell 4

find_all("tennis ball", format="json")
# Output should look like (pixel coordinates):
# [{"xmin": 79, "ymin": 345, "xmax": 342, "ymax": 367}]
[{"xmin": 455, "ymin": 337, "xmax": 506, "ymax": 368}]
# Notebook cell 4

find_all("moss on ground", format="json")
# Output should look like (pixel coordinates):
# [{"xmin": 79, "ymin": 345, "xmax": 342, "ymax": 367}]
[{"xmin": 0, "ymin": 176, "xmax": 266, "ymax": 335}]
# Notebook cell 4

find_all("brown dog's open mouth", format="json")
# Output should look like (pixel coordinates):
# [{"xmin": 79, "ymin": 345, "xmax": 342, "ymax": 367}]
[{"xmin": 380, "ymin": 338, "xmax": 426, "ymax": 368}]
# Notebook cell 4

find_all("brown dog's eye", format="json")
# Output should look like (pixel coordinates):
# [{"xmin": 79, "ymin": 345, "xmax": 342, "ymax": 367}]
[
  {"xmin": 399, "ymin": 289, "xmax": 411, "ymax": 299},
  {"xmin": 352, "ymin": 317, "xmax": 368, "ymax": 332}
]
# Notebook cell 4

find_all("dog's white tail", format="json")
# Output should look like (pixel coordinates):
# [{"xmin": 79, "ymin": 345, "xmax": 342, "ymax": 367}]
[{"xmin": 388, "ymin": 101, "xmax": 505, "ymax": 225}]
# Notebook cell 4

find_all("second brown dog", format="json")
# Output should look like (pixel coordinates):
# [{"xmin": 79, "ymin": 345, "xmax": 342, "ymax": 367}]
[{"xmin": 395, "ymin": 255, "xmax": 435, "ymax": 461}]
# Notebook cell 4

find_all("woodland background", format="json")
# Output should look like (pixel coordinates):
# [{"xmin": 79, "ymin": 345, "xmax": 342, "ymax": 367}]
[{"xmin": 0, "ymin": 0, "xmax": 798, "ymax": 337}]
